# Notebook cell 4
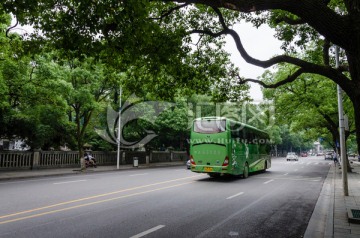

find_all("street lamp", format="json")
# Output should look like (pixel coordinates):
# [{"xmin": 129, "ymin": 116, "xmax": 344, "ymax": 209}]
[
  {"xmin": 335, "ymin": 45, "xmax": 348, "ymax": 196},
  {"xmin": 117, "ymin": 86, "xmax": 122, "ymax": 170}
]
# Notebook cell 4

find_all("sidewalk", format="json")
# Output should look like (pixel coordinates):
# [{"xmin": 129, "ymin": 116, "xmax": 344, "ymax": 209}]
[
  {"xmin": 305, "ymin": 159, "xmax": 360, "ymax": 238},
  {"xmin": 333, "ymin": 159, "xmax": 360, "ymax": 237},
  {"xmin": 0, "ymin": 161, "xmax": 186, "ymax": 181}
]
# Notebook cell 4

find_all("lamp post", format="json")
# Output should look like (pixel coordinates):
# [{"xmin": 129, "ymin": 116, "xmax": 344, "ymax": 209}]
[
  {"xmin": 116, "ymin": 86, "xmax": 122, "ymax": 170},
  {"xmin": 335, "ymin": 45, "xmax": 348, "ymax": 196}
]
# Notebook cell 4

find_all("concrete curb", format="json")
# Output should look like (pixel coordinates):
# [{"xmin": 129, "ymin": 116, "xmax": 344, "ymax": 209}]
[{"xmin": 304, "ymin": 165, "xmax": 334, "ymax": 238}]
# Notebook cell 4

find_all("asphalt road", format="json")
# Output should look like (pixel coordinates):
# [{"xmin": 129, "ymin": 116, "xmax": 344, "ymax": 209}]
[{"xmin": 0, "ymin": 156, "xmax": 331, "ymax": 238}]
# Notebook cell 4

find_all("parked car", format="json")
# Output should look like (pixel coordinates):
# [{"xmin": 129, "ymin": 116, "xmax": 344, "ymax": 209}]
[
  {"xmin": 186, "ymin": 159, "xmax": 191, "ymax": 169},
  {"xmin": 348, "ymin": 153, "xmax": 356, "ymax": 157},
  {"xmin": 286, "ymin": 152, "xmax": 298, "ymax": 161},
  {"xmin": 300, "ymin": 152, "xmax": 308, "ymax": 157},
  {"xmin": 325, "ymin": 152, "xmax": 333, "ymax": 160},
  {"xmin": 316, "ymin": 152, "xmax": 324, "ymax": 156}
]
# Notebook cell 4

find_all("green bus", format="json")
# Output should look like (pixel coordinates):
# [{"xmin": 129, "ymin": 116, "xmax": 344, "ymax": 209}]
[{"xmin": 189, "ymin": 117, "xmax": 271, "ymax": 178}]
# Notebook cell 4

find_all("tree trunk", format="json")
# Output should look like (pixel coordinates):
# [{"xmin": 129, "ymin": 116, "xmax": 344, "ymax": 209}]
[
  {"xmin": 78, "ymin": 138, "xmax": 85, "ymax": 170},
  {"xmin": 352, "ymin": 95, "xmax": 360, "ymax": 156},
  {"xmin": 346, "ymin": 155, "xmax": 352, "ymax": 173}
]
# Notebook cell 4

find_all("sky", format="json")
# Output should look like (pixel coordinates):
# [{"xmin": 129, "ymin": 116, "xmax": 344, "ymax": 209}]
[{"xmin": 224, "ymin": 23, "xmax": 283, "ymax": 101}]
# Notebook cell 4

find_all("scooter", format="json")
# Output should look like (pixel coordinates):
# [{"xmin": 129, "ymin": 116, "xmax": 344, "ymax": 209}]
[
  {"xmin": 84, "ymin": 154, "xmax": 97, "ymax": 168},
  {"xmin": 85, "ymin": 159, "xmax": 97, "ymax": 168}
]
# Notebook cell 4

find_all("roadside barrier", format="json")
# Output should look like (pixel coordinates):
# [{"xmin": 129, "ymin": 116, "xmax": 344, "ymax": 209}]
[{"xmin": 0, "ymin": 150, "xmax": 187, "ymax": 170}]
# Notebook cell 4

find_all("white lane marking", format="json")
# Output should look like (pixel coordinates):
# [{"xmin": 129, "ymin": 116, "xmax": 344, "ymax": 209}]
[
  {"xmin": 256, "ymin": 176, "xmax": 323, "ymax": 182},
  {"xmin": 283, "ymin": 173, "xmax": 289, "ymax": 175},
  {"xmin": 264, "ymin": 179, "xmax": 274, "ymax": 184},
  {"xmin": 129, "ymin": 173, "xmax": 148, "ymax": 177},
  {"xmin": 229, "ymin": 231, "xmax": 239, "ymax": 236},
  {"xmin": 53, "ymin": 180, "xmax": 87, "ymax": 185},
  {"xmin": 130, "ymin": 225, "xmax": 165, "ymax": 238},
  {"xmin": 226, "ymin": 192, "xmax": 244, "ymax": 200},
  {"xmin": 195, "ymin": 188, "xmax": 277, "ymax": 238}
]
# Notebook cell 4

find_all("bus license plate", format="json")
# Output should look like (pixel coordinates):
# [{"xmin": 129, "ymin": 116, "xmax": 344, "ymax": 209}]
[{"xmin": 204, "ymin": 167, "xmax": 213, "ymax": 172}]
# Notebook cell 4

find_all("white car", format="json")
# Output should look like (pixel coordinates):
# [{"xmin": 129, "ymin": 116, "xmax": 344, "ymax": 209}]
[
  {"xmin": 286, "ymin": 152, "xmax": 298, "ymax": 161},
  {"xmin": 325, "ymin": 152, "xmax": 333, "ymax": 160}
]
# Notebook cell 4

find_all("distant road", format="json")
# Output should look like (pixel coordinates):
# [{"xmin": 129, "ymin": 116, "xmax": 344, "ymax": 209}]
[{"xmin": 0, "ymin": 156, "xmax": 331, "ymax": 238}]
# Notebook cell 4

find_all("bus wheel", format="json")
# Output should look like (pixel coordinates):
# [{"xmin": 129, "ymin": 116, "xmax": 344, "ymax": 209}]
[
  {"xmin": 243, "ymin": 163, "xmax": 249, "ymax": 179},
  {"xmin": 263, "ymin": 162, "xmax": 267, "ymax": 172}
]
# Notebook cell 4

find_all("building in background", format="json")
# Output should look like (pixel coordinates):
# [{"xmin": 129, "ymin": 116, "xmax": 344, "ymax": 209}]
[{"xmin": 0, "ymin": 138, "xmax": 30, "ymax": 151}]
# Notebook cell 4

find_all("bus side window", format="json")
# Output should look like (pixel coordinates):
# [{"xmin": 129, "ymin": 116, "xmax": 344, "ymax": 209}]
[
  {"xmin": 239, "ymin": 129, "xmax": 244, "ymax": 140},
  {"xmin": 231, "ymin": 127, "xmax": 239, "ymax": 139},
  {"xmin": 247, "ymin": 132, "xmax": 253, "ymax": 144},
  {"xmin": 242, "ymin": 129, "xmax": 247, "ymax": 144},
  {"xmin": 254, "ymin": 133, "xmax": 259, "ymax": 144},
  {"xmin": 230, "ymin": 122, "xmax": 242, "ymax": 140}
]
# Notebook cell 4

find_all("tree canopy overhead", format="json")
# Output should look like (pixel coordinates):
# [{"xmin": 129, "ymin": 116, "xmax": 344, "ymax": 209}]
[
  {"xmin": 2, "ymin": 0, "xmax": 360, "ymax": 153},
  {"xmin": 155, "ymin": 0, "xmax": 360, "ymax": 152}
]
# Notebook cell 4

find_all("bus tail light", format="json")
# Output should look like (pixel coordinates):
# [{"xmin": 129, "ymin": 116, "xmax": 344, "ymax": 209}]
[
  {"xmin": 190, "ymin": 155, "xmax": 196, "ymax": 165},
  {"xmin": 222, "ymin": 156, "xmax": 229, "ymax": 166}
]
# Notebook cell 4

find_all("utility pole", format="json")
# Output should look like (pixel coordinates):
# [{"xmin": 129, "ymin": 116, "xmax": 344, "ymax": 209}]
[
  {"xmin": 335, "ymin": 45, "xmax": 348, "ymax": 196},
  {"xmin": 117, "ymin": 86, "xmax": 122, "ymax": 170}
]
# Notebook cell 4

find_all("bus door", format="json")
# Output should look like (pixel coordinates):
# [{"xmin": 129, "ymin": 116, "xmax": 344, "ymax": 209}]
[{"xmin": 230, "ymin": 126, "xmax": 243, "ymax": 174}]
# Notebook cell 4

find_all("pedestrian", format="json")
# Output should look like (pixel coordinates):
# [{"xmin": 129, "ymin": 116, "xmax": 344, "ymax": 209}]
[
  {"xmin": 85, "ymin": 151, "xmax": 97, "ymax": 167},
  {"xmin": 333, "ymin": 152, "xmax": 338, "ymax": 165}
]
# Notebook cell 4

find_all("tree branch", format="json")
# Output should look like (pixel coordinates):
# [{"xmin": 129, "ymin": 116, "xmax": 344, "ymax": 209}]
[
  {"xmin": 316, "ymin": 108, "xmax": 338, "ymax": 131},
  {"xmin": 150, "ymin": 3, "xmax": 190, "ymax": 22},
  {"xmin": 323, "ymin": 39, "xmax": 330, "ymax": 66},
  {"xmin": 187, "ymin": 6, "xmax": 352, "ymax": 92},
  {"xmin": 163, "ymin": 0, "xmax": 351, "ymax": 50},
  {"xmin": 236, "ymin": 68, "xmax": 305, "ymax": 88},
  {"xmin": 6, "ymin": 20, "xmax": 18, "ymax": 40},
  {"xmin": 274, "ymin": 17, "xmax": 305, "ymax": 25}
]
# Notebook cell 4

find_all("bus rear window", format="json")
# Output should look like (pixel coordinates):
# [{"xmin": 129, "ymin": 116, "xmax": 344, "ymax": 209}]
[{"xmin": 193, "ymin": 119, "xmax": 226, "ymax": 134}]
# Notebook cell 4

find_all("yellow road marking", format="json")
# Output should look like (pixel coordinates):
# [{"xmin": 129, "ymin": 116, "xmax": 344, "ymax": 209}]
[
  {"xmin": 0, "ymin": 175, "xmax": 201, "ymax": 220},
  {"xmin": 0, "ymin": 181, "xmax": 194, "ymax": 224}
]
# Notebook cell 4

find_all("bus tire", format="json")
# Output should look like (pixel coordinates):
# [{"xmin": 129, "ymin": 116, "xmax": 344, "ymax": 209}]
[
  {"xmin": 263, "ymin": 161, "xmax": 267, "ymax": 172},
  {"xmin": 243, "ymin": 163, "xmax": 249, "ymax": 179}
]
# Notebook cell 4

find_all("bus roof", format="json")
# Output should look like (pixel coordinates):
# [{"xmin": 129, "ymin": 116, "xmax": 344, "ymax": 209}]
[{"xmin": 193, "ymin": 117, "xmax": 268, "ymax": 135}]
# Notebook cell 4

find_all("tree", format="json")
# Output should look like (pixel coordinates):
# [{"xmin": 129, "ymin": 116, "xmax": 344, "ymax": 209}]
[
  {"xmin": 165, "ymin": 1, "xmax": 360, "ymax": 155},
  {"xmin": 54, "ymin": 56, "xmax": 120, "ymax": 167},
  {"xmin": 159, "ymin": 1, "xmax": 360, "ymax": 154},
  {"xmin": 0, "ymin": 52, "xmax": 73, "ymax": 149},
  {"xmin": 4, "ymin": 0, "xmax": 360, "ymax": 153},
  {"xmin": 262, "ymin": 65, "xmax": 355, "ymax": 152},
  {"xmin": 2, "ymin": 1, "xmax": 244, "ymax": 102},
  {"xmin": 153, "ymin": 98, "xmax": 191, "ymax": 150}
]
